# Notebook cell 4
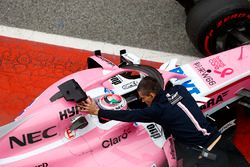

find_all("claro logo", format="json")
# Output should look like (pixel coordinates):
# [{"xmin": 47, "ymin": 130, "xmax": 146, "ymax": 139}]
[
  {"xmin": 102, "ymin": 129, "xmax": 131, "ymax": 148},
  {"xmin": 9, "ymin": 126, "xmax": 57, "ymax": 149}
]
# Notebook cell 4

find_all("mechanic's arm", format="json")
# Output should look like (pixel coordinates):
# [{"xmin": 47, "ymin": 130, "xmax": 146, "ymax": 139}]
[
  {"xmin": 98, "ymin": 107, "xmax": 160, "ymax": 123},
  {"xmin": 77, "ymin": 97, "xmax": 160, "ymax": 123}
]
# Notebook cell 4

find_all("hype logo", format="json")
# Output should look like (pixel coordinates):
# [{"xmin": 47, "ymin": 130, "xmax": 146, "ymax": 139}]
[{"xmin": 209, "ymin": 56, "xmax": 234, "ymax": 78}]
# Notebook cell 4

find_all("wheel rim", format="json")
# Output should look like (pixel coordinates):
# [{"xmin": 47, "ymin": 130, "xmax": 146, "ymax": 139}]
[{"xmin": 214, "ymin": 18, "xmax": 250, "ymax": 53}]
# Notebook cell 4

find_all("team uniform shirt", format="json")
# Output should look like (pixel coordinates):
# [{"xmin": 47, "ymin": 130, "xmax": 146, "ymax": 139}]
[{"xmin": 98, "ymin": 85, "xmax": 221, "ymax": 148}]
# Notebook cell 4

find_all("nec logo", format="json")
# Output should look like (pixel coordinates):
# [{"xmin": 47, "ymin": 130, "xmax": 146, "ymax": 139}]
[{"xmin": 9, "ymin": 126, "xmax": 57, "ymax": 149}]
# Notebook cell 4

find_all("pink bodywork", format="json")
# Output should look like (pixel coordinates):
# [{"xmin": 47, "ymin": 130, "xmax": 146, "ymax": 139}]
[
  {"xmin": 169, "ymin": 45, "xmax": 250, "ymax": 115},
  {"xmin": 190, "ymin": 46, "xmax": 250, "ymax": 114},
  {"xmin": 0, "ymin": 45, "xmax": 249, "ymax": 167}
]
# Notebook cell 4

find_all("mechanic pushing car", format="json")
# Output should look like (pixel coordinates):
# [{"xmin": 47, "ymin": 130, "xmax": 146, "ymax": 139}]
[{"xmin": 78, "ymin": 76, "xmax": 246, "ymax": 167}]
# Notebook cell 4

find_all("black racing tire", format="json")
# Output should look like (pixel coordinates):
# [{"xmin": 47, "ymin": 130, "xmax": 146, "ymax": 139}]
[{"xmin": 186, "ymin": 0, "xmax": 250, "ymax": 56}]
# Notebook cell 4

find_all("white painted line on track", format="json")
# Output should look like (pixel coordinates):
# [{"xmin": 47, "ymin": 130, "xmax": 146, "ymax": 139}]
[{"xmin": 0, "ymin": 25, "xmax": 198, "ymax": 64}]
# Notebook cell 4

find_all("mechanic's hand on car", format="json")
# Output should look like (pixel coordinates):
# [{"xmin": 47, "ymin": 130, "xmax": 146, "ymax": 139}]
[{"xmin": 77, "ymin": 97, "xmax": 100, "ymax": 115}]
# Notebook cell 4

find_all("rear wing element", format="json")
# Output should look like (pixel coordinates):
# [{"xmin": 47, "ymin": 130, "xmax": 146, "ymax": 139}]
[
  {"xmin": 87, "ymin": 50, "xmax": 118, "ymax": 70},
  {"xmin": 87, "ymin": 50, "xmax": 141, "ymax": 70}
]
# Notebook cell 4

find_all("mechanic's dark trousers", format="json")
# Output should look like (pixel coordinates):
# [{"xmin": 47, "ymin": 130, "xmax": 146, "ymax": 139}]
[{"xmin": 175, "ymin": 136, "xmax": 249, "ymax": 167}]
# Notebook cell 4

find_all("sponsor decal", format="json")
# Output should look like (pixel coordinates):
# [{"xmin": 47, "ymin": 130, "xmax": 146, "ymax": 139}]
[
  {"xmin": 209, "ymin": 56, "xmax": 225, "ymax": 70},
  {"xmin": 110, "ymin": 76, "xmax": 122, "ymax": 85},
  {"xmin": 200, "ymin": 91, "xmax": 229, "ymax": 110},
  {"xmin": 35, "ymin": 163, "xmax": 48, "ymax": 167},
  {"xmin": 209, "ymin": 56, "xmax": 234, "ymax": 78},
  {"xmin": 122, "ymin": 81, "xmax": 138, "ymax": 90},
  {"xmin": 59, "ymin": 106, "xmax": 79, "ymax": 120},
  {"xmin": 170, "ymin": 67, "xmax": 200, "ymax": 95},
  {"xmin": 166, "ymin": 92, "xmax": 183, "ymax": 105},
  {"xmin": 146, "ymin": 123, "xmax": 162, "ymax": 139},
  {"xmin": 9, "ymin": 126, "xmax": 57, "ymax": 149},
  {"xmin": 64, "ymin": 128, "xmax": 76, "ymax": 140},
  {"xmin": 104, "ymin": 87, "xmax": 114, "ymax": 94},
  {"xmin": 98, "ymin": 56, "xmax": 116, "ymax": 66},
  {"xmin": 193, "ymin": 62, "xmax": 216, "ymax": 86},
  {"xmin": 102, "ymin": 129, "xmax": 131, "ymax": 148},
  {"xmin": 214, "ymin": 68, "xmax": 234, "ymax": 78}
]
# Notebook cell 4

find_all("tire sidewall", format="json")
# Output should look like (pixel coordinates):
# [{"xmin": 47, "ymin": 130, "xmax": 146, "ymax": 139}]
[{"xmin": 200, "ymin": 9, "xmax": 250, "ymax": 55}]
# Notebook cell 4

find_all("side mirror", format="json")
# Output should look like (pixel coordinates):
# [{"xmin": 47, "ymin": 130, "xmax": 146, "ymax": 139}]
[{"xmin": 70, "ymin": 115, "xmax": 88, "ymax": 131}]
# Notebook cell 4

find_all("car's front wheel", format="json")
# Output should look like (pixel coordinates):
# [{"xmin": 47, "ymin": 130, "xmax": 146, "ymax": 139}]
[{"xmin": 186, "ymin": 0, "xmax": 250, "ymax": 56}]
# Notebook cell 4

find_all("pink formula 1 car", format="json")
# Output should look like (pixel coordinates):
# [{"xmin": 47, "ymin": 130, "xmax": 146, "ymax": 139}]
[{"xmin": 0, "ymin": 45, "xmax": 249, "ymax": 167}]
